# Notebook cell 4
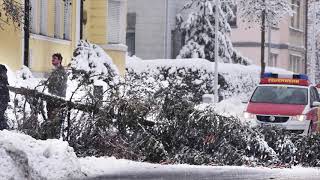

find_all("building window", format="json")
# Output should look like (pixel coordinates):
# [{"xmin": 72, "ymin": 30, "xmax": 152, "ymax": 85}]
[
  {"xmin": 30, "ymin": 0, "xmax": 37, "ymax": 33},
  {"xmin": 54, "ymin": 0, "xmax": 62, "ymax": 38},
  {"xmin": 126, "ymin": 32, "xmax": 135, "ymax": 56},
  {"xmin": 289, "ymin": 54, "xmax": 302, "ymax": 73},
  {"xmin": 126, "ymin": 13, "xmax": 136, "ymax": 56},
  {"xmin": 108, "ymin": 0, "xmax": 126, "ymax": 44},
  {"xmin": 63, "ymin": 0, "xmax": 72, "ymax": 40},
  {"xmin": 108, "ymin": 0, "xmax": 121, "ymax": 44},
  {"xmin": 268, "ymin": 53, "xmax": 278, "ymax": 67},
  {"xmin": 229, "ymin": 5, "xmax": 237, "ymax": 28},
  {"xmin": 40, "ymin": 0, "xmax": 48, "ymax": 35},
  {"xmin": 29, "ymin": 0, "xmax": 68, "ymax": 39},
  {"xmin": 291, "ymin": 0, "xmax": 301, "ymax": 29},
  {"xmin": 171, "ymin": 29, "xmax": 184, "ymax": 59}
]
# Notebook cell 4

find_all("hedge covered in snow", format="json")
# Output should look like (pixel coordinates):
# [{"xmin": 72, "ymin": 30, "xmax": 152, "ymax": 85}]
[{"xmin": 126, "ymin": 57, "xmax": 291, "ymax": 101}]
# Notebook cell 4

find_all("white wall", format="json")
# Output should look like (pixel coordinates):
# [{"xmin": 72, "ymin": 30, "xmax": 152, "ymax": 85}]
[
  {"xmin": 127, "ymin": 0, "xmax": 189, "ymax": 59},
  {"xmin": 128, "ymin": 0, "xmax": 166, "ymax": 59}
]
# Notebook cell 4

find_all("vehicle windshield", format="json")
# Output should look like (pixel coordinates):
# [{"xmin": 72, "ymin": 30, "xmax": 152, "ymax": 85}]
[{"xmin": 250, "ymin": 86, "xmax": 308, "ymax": 105}]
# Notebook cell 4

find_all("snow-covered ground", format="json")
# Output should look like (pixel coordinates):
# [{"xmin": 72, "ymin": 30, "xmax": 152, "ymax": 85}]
[{"xmin": 0, "ymin": 130, "xmax": 83, "ymax": 179}]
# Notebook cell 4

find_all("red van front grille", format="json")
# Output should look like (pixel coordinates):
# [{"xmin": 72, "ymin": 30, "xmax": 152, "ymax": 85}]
[{"xmin": 256, "ymin": 115, "xmax": 289, "ymax": 123}]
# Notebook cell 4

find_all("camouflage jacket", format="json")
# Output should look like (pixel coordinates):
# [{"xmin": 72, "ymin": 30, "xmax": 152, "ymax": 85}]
[
  {"xmin": 47, "ymin": 66, "xmax": 68, "ymax": 97},
  {"xmin": 0, "ymin": 74, "xmax": 9, "ymax": 103}
]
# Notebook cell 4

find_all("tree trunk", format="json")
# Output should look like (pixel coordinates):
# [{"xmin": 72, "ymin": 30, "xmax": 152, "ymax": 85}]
[
  {"xmin": 24, "ymin": 0, "xmax": 30, "ymax": 67},
  {"xmin": 260, "ymin": 3, "xmax": 266, "ymax": 77}
]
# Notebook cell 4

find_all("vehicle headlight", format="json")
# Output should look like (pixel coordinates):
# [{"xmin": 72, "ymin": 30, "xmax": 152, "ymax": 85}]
[
  {"xmin": 243, "ymin": 112, "xmax": 255, "ymax": 119},
  {"xmin": 293, "ymin": 115, "xmax": 307, "ymax": 122}
]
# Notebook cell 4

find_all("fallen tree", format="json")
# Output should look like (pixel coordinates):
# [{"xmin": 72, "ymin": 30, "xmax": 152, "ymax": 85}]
[{"xmin": 8, "ymin": 86, "xmax": 155, "ymax": 127}]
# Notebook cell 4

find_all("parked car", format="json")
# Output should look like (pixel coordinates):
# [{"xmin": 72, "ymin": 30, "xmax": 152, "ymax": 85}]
[{"xmin": 243, "ymin": 73, "xmax": 320, "ymax": 135}]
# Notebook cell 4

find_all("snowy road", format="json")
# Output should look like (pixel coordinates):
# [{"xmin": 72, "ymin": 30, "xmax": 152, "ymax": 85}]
[{"xmin": 84, "ymin": 166, "xmax": 320, "ymax": 180}]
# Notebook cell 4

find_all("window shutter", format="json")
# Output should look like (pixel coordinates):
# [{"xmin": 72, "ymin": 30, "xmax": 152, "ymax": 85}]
[
  {"xmin": 54, "ymin": 0, "xmax": 61, "ymax": 38},
  {"xmin": 40, "ymin": 0, "xmax": 48, "ymax": 35},
  {"xmin": 64, "ymin": 0, "xmax": 71, "ymax": 40},
  {"xmin": 30, "ymin": 0, "xmax": 37, "ymax": 33},
  {"xmin": 108, "ymin": 0, "xmax": 121, "ymax": 44}
]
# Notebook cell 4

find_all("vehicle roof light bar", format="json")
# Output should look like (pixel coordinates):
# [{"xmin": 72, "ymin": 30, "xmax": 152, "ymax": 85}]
[{"xmin": 262, "ymin": 73, "xmax": 308, "ymax": 80}]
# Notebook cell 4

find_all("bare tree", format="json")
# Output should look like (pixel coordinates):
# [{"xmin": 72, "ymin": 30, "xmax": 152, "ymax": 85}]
[
  {"xmin": 238, "ymin": 0, "xmax": 293, "ymax": 76},
  {"xmin": 0, "ymin": 0, "xmax": 25, "ymax": 30}
]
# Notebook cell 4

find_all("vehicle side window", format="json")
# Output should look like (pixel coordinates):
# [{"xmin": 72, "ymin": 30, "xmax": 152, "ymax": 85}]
[
  {"xmin": 313, "ymin": 87, "xmax": 320, "ymax": 101},
  {"xmin": 310, "ymin": 89, "xmax": 315, "ymax": 105},
  {"xmin": 310, "ymin": 87, "xmax": 319, "ymax": 105}
]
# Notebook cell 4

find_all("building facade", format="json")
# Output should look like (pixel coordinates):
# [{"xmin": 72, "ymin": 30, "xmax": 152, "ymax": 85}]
[
  {"xmin": 127, "ymin": 0, "xmax": 187, "ymax": 59},
  {"xmin": 0, "ymin": 0, "xmax": 127, "ymax": 76},
  {"xmin": 231, "ymin": 0, "xmax": 307, "ymax": 74},
  {"xmin": 128, "ymin": 0, "xmax": 307, "ymax": 74}
]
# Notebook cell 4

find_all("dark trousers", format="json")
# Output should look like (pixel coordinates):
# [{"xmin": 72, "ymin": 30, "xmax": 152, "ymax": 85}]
[
  {"xmin": 42, "ymin": 103, "xmax": 65, "ymax": 139},
  {"xmin": 0, "ymin": 103, "xmax": 8, "ymax": 130}
]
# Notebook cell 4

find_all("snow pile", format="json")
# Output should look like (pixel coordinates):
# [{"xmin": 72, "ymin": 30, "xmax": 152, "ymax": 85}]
[
  {"xmin": 213, "ymin": 97, "xmax": 247, "ymax": 118},
  {"xmin": 79, "ymin": 156, "xmax": 155, "ymax": 177},
  {"xmin": 126, "ymin": 55, "xmax": 143, "ymax": 61},
  {"xmin": 0, "ymin": 130, "xmax": 83, "ymax": 179},
  {"xmin": 16, "ymin": 65, "xmax": 33, "ymax": 80}
]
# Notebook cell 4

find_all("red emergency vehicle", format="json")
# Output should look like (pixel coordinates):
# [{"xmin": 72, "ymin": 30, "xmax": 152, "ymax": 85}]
[{"xmin": 244, "ymin": 73, "xmax": 320, "ymax": 135}]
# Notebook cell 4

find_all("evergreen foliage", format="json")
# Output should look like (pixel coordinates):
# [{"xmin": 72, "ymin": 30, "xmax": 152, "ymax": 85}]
[{"xmin": 176, "ymin": 0, "xmax": 250, "ymax": 64}]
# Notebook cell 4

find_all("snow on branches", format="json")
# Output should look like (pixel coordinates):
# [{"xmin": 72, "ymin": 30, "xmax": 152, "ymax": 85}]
[
  {"xmin": 70, "ymin": 40, "xmax": 120, "ymax": 86},
  {"xmin": 176, "ymin": 0, "xmax": 249, "ymax": 65},
  {"xmin": 237, "ymin": 0, "xmax": 293, "ymax": 27}
]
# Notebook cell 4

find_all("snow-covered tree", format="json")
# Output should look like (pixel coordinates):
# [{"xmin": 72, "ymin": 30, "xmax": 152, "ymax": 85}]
[
  {"xmin": 237, "ymin": 0, "xmax": 293, "ymax": 76},
  {"xmin": 176, "ymin": 0, "xmax": 249, "ymax": 64}
]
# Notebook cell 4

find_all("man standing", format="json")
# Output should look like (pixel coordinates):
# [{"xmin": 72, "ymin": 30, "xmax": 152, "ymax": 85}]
[
  {"xmin": 43, "ymin": 53, "xmax": 68, "ymax": 139},
  {"xmin": 48, "ymin": 53, "xmax": 68, "ymax": 97},
  {"xmin": 0, "ymin": 64, "xmax": 9, "ymax": 130}
]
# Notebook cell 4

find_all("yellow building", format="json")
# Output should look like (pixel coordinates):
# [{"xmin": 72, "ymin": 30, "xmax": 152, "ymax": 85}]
[{"xmin": 0, "ymin": 0, "xmax": 127, "ymax": 76}]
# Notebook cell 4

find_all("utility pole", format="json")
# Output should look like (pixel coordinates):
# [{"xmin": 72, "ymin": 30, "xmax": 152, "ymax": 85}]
[
  {"xmin": 24, "ymin": 0, "xmax": 30, "ymax": 67},
  {"xmin": 80, "ymin": 0, "xmax": 84, "ymax": 39},
  {"xmin": 260, "ymin": 0, "xmax": 266, "ymax": 77},
  {"xmin": 214, "ymin": 0, "xmax": 220, "ymax": 103},
  {"xmin": 268, "ymin": 22, "xmax": 271, "ymax": 66},
  {"xmin": 305, "ymin": 0, "xmax": 309, "ymax": 74}
]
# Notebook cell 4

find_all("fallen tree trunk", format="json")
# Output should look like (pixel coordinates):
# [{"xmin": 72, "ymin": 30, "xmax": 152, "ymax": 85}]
[
  {"xmin": 8, "ymin": 86, "xmax": 96, "ymax": 113},
  {"xmin": 8, "ymin": 86, "xmax": 155, "ymax": 127}
]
